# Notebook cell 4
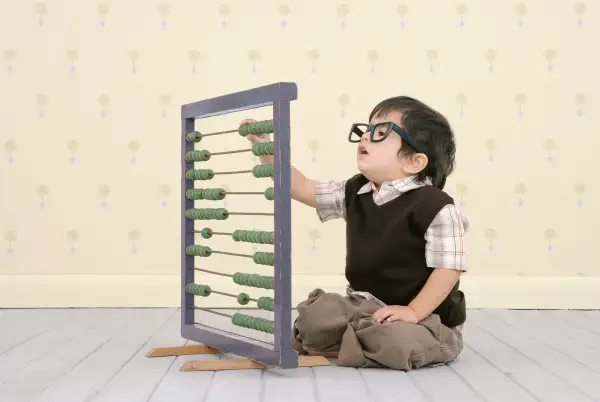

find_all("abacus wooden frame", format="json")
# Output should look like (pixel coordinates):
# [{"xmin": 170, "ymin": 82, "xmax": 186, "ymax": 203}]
[{"xmin": 180, "ymin": 82, "xmax": 298, "ymax": 369}]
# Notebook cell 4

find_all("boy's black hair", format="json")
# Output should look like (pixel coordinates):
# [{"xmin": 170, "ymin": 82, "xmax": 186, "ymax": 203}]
[{"xmin": 369, "ymin": 96, "xmax": 456, "ymax": 190}]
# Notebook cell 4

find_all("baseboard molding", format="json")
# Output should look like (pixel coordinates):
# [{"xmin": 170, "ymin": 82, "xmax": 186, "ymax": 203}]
[{"xmin": 0, "ymin": 274, "xmax": 598, "ymax": 309}]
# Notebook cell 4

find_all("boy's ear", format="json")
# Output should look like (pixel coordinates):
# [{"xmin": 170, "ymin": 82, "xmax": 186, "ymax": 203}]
[{"xmin": 402, "ymin": 153, "xmax": 428, "ymax": 175}]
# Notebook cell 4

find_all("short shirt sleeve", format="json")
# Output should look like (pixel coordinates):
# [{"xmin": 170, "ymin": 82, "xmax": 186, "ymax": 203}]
[
  {"xmin": 315, "ymin": 180, "xmax": 347, "ymax": 222},
  {"xmin": 424, "ymin": 204, "xmax": 469, "ymax": 271}
]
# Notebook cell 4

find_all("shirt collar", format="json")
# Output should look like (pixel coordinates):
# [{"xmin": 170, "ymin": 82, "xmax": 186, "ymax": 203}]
[{"xmin": 357, "ymin": 175, "xmax": 431, "ymax": 195}]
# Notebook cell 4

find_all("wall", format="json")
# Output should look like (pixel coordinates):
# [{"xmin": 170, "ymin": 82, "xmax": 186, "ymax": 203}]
[{"xmin": 0, "ymin": 0, "xmax": 598, "ymax": 309}]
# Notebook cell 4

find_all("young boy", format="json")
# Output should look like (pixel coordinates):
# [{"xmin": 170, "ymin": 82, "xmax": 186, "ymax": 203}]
[{"xmin": 240, "ymin": 95, "xmax": 468, "ymax": 370}]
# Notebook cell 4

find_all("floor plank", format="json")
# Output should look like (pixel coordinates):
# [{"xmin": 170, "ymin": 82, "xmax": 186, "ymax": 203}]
[
  {"xmin": 359, "ymin": 368, "xmax": 429, "ymax": 402},
  {"xmin": 312, "ymin": 361, "xmax": 372, "ymax": 402},
  {"xmin": 31, "ymin": 308, "xmax": 176, "ymax": 402}
]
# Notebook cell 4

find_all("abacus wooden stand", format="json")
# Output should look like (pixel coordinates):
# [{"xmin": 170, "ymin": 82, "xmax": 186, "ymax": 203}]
[{"xmin": 145, "ymin": 344, "xmax": 331, "ymax": 371}]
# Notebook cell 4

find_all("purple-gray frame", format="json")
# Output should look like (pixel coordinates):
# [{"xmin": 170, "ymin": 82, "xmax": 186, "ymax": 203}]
[{"xmin": 180, "ymin": 82, "xmax": 298, "ymax": 368}]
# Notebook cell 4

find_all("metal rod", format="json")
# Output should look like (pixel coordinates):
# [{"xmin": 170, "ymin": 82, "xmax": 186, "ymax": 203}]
[
  {"xmin": 194, "ymin": 268, "xmax": 233, "ymax": 277},
  {"xmin": 193, "ymin": 231, "xmax": 233, "ymax": 236},
  {"xmin": 213, "ymin": 169, "xmax": 253, "ymax": 175},
  {"xmin": 210, "ymin": 148, "xmax": 252, "ymax": 156},
  {"xmin": 211, "ymin": 250, "xmax": 253, "ymax": 258},
  {"xmin": 201, "ymin": 128, "xmax": 239, "ymax": 137},
  {"xmin": 228, "ymin": 212, "xmax": 274, "ymax": 216},
  {"xmin": 194, "ymin": 307, "xmax": 233, "ymax": 318},
  {"xmin": 225, "ymin": 191, "xmax": 265, "ymax": 195},
  {"xmin": 212, "ymin": 289, "xmax": 239, "ymax": 299}
]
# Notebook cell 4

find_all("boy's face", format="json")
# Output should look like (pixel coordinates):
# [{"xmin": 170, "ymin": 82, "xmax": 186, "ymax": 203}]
[{"xmin": 356, "ymin": 110, "xmax": 406, "ymax": 183}]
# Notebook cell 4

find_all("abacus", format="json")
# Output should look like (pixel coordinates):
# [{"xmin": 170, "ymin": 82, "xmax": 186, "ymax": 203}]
[{"xmin": 146, "ymin": 82, "xmax": 330, "ymax": 371}]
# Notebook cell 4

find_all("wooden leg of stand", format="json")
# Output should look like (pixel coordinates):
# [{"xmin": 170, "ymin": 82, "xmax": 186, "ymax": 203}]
[
  {"xmin": 179, "ymin": 355, "xmax": 332, "ymax": 371},
  {"xmin": 146, "ymin": 344, "xmax": 223, "ymax": 358}
]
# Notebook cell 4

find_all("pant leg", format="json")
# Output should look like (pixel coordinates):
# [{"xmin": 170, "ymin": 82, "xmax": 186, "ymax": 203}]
[
  {"xmin": 293, "ymin": 288, "xmax": 364, "ymax": 355},
  {"xmin": 337, "ymin": 311, "xmax": 464, "ymax": 370}
]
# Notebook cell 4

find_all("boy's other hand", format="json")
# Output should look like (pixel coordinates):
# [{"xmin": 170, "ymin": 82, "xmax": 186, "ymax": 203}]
[
  {"xmin": 239, "ymin": 118, "xmax": 271, "ymax": 144},
  {"xmin": 372, "ymin": 305, "xmax": 419, "ymax": 324}
]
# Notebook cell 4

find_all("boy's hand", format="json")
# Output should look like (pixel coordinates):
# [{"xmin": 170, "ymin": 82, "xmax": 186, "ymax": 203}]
[
  {"xmin": 239, "ymin": 119, "xmax": 271, "ymax": 144},
  {"xmin": 372, "ymin": 305, "xmax": 419, "ymax": 324}
]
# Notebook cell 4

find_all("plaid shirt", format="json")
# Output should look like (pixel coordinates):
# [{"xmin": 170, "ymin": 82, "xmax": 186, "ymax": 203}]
[{"xmin": 315, "ymin": 175, "xmax": 469, "ymax": 272}]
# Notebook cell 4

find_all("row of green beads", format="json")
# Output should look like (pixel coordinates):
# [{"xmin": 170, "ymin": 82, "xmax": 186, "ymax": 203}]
[
  {"xmin": 257, "ymin": 296, "xmax": 275, "ymax": 311},
  {"xmin": 252, "ymin": 142, "xmax": 274, "ymax": 156},
  {"xmin": 186, "ymin": 188, "xmax": 226, "ymax": 201},
  {"xmin": 232, "ymin": 273, "xmax": 274, "ymax": 290},
  {"xmin": 185, "ymin": 169, "xmax": 214, "ymax": 180},
  {"xmin": 252, "ymin": 164, "xmax": 274, "ymax": 178},
  {"xmin": 253, "ymin": 252, "xmax": 275, "ymax": 266},
  {"xmin": 185, "ymin": 142, "xmax": 274, "ymax": 163},
  {"xmin": 186, "ymin": 131, "xmax": 202, "ymax": 143},
  {"xmin": 185, "ymin": 208, "xmax": 228, "ymax": 220},
  {"xmin": 232, "ymin": 230, "xmax": 275, "ymax": 245},
  {"xmin": 185, "ymin": 283, "xmax": 211, "ymax": 296},
  {"xmin": 186, "ymin": 150, "xmax": 211, "ymax": 162},
  {"xmin": 185, "ymin": 245, "xmax": 212, "ymax": 256},
  {"xmin": 231, "ymin": 313, "xmax": 275, "ymax": 334},
  {"xmin": 238, "ymin": 120, "xmax": 274, "ymax": 137}
]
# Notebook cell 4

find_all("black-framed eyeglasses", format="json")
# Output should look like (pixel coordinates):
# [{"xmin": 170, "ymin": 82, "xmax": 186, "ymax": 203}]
[{"xmin": 348, "ymin": 122, "xmax": 426, "ymax": 155}]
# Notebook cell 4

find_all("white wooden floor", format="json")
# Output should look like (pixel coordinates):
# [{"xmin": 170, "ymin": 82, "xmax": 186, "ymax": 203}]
[{"xmin": 1, "ymin": 308, "xmax": 599, "ymax": 402}]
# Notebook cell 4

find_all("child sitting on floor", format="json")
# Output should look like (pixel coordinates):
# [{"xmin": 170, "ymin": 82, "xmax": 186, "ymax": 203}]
[{"xmin": 240, "ymin": 95, "xmax": 468, "ymax": 370}]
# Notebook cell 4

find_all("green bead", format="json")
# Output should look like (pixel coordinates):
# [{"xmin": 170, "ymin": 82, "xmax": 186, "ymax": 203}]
[
  {"xmin": 185, "ymin": 283, "xmax": 211, "ymax": 296},
  {"xmin": 264, "ymin": 187, "xmax": 274, "ymax": 200},
  {"xmin": 186, "ymin": 131, "xmax": 202, "ymax": 142},
  {"xmin": 252, "ymin": 164, "xmax": 274, "ymax": 178},
  {"xmin": 237, "ymin": 293, "xmax": 250, "ymax": 305},
  {"xmin": 186, "ymin": 150, "xmax": 211, "ymax": 162},
  {"xmin": 200, "ymin": 228, "xmax": 212, "ymax": 238}
]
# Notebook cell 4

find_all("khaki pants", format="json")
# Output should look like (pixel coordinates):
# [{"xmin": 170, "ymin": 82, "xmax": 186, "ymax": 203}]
[{"xmin": 293, "ymin": 288, "xmax": 464, "ymax": 371}]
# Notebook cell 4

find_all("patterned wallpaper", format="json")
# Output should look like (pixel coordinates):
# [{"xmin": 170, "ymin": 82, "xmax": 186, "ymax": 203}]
[{"xmin": 0, "ymin": 1, "xmax": 598, "ymax": 284}]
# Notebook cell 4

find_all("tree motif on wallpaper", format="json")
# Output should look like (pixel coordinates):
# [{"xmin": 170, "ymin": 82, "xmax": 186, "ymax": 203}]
[
  {"xmin": 515, "ymin": 3, "xmax": 527, "ymax": 26},
  {"xmin": 485, "ymin": 138, "xmax": 496, "ymax": 162},
  {"xmin": 544, "ymin": 229, "xmax": 556, "ymax": 252},
  {"xmin": 514, "ymin": 182, "xmax": 526, "ymax": 207},
  {"xmin": 456, "ymin": 94, "xmax": 466, "ymax": 118},
  {"xmin": 67, "ymin": 140, "xmax": 79, "ymax": 164},
  {"xmin": 572, "ymin": 182, "xmax": 586, "ymax": 207},
  {"xmin": 455, "ymin": 183, "xmax": 467, "ymax": 207},
  {"xmin": 129, "ymin": 230, "xmax": 141, "ymax": 253},
  {"xmin": 426, "ymin": 50, "xmax": 437, "ymax": 73},
  {"xmin": 159, "ymin": 94, "xmax": 170, "ymax": 117},
  {"xmin": 158, "ymin": 4, "xmax": 169, "ymax": 29},
  {"xmin": 279, "ymin": 5, "xmax": 290, "ymax": 28},
  {"xmin": 36, "ymin": 94, "xmax": 48, "ymax": 117},
  {"xmin": 485, "ymin": 228, "xmax": 497, "ymax": 252},
  {"xmin": 129, "ymin": 50, "xmax": 140, "ymax": 73},
  {"xmin": 248, "ymin": 50, "xmax": 261, "ymax": 73},
  {"xmin": 188, "ymin": 50, "xmax": 200, "ymax": 73},
  {"xmin": 367, "ymin": 50, "xmax": 378, "ymax": 73},
  {"xmin": 66, "ymin": 49, "xmax": 78, "ymax": 73},
  {"xmin": 35, "ymin": 2, "xmax": 47, "ymax": 27},
  {"xmin": 159, "ymin": 185, "xmax": 171, "ymax": 207},
  {"xmin": 515, "ymin": 93, "xmax": 526, "ymax": 118},
  {"xmin": 221, "ymin": 184, "xmax": 231, "ymax": 208},
  {"xmin": 574, "ymin": 2, "xmax": 586, "ymax": 27},
  {"xmin": 98, "ymin": 184, "xmax": 110, "ymax": 208},
  {"xmin": 338, "ymin": 5, "xmax": 349, "ymax": 28},
  {"xmin": 543, "ymin": 139, "xmax": 556, "ymax": 162},
  {"xmin": 5, "ymin": 231, "xmax": 16, "ymax": 254},
  {"xmin": 37, "ymin": 185, "xmax": 49, "ymax": 209},
  {"xmin": 98, "ymin": 3, "xmax": 109, "ymax": 27},
  {"xmin": 574, "ymin": 94, "xmax": 585, "ymax": 117},
  {"xmin": 308, "ymin": 140, "xmax": 320, "ymax": 162},
  {"xmin": 98, "ymin": 94, "xmax": 110, "ymax": 119},
  {"xmin": 543, "ymin": 49, "xmax": 556, "ymax": 72},
  {"xmin": 129, "ymin": 140, "xmax": 141, "ymax": 163},
  {"xmin": 485, "ymin": 50, "xmax": 496, "ymax": 73},
  {"xmin": 4, "ymin": 140, "xmax": 16, "ymax": 165},
  {"xmin": 4, "ymin": 49, "xmax": 16, "ymax": 73},
  {"xmin": 308, "ymin": 49, "xmax": 320, "ymax": 73},
  {"xmin": 66, "ymin": 230, "xmax": 79, "ymax": 253},
  {"xmin": 456, "ymin": 4, "xmax": 468, "ymax": 27},
  {"xmin": 219, "ymin": 4, "xmax": 231, "ymax": 29},
  {"xmin": 338, "ymin": 94, "xmax": 349, "ymax": 118},
  {"xmin": 308, "ymin": 229, "xmax": 321, "ymax": 251},
  {"xmin": 397, "ymin": 4, "xmax": 408, "ymax": 28}
]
